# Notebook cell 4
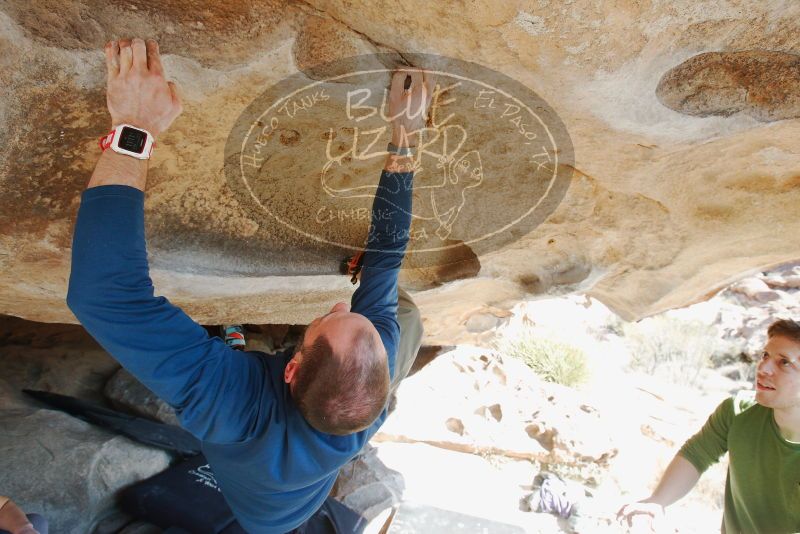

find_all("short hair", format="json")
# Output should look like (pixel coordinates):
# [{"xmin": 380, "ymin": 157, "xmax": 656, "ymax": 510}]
[
  {"xmin": 767, "ymin": 318, "xmax": 800, "ymax": 345},
  {"xmin": 292, "ymin": 327, "xmax": 390, "ymax": 435}
]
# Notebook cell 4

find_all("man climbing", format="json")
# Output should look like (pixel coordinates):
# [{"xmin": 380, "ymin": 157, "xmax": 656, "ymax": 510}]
[
  {"xmin": 67, "ymin": 38, "xmax": 430, "ymax": 533},
  {"xmin": 617, "ymin": 319, "xmax": 800, "ymax": 533}
]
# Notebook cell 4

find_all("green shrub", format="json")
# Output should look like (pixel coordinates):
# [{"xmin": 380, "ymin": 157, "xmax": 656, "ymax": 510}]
[
  {"xmin": 624, "ymin": 316, "xmax": 718, "ymax": 387},
  {"xmin": 498, "ymin": 333, "xmax": 589, "ymax": 387}
]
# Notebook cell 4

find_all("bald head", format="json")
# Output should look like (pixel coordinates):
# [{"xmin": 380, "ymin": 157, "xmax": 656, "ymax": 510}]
[{"xmin": 286, "ymin": 304, "xmax": 390, "ymax": 435}]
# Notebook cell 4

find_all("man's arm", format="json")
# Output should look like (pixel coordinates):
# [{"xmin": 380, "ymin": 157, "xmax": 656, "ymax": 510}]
[
  {"xmin": 617, "ymin": 397, "xmax": 734, "ymax": 531},
  {"xmin": 67, "ymin": 39, "xmax": 271, "ymax": 444},
  {"xmin": 644, "ymin": 455, "xmax": 703, "ymax": 508},
  {"xmin": 350, "ymin": 69, "xmax": 433, "ymax": 377},
  {"xmin": 616, "ymin": 456, "xmax": 701, "ymax": 531}
]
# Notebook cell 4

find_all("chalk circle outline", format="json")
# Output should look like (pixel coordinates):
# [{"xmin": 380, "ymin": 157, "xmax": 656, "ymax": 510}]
[{"xmin": 226, "ymin": 53, "xmax": 574, "ymax": 257}]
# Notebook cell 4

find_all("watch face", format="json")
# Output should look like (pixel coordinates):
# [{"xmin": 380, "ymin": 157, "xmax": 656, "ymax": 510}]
[{"xmin": 118, "ymin": 126, "xmax": 147, "ymax": 154}]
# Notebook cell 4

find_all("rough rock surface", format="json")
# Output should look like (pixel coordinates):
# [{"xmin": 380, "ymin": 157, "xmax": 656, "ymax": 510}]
[
  {"xmin": 1, "ymin": 1, "xmax": 800, "ymax": 334},
  {"xmin": 0, "ymin": 318, "xmax": 171, "ymax": 533},
  {"xmin": 330, "ymin": 444, "xmax": 404, "ymax": 522},
  {"xmin": 105, "ymin": 367, "xmax": 180, "ymax": 426},
  {"xmin": 375, "ymin": 347, "xmax": 618, "ymax": 468},
  {"xmin": 657, "ymin": 51, "xmax": 800, "ymax": 121},
  {"xmin": 0, "ymin": 408, "xmax": 171, "ymax": 534},
  {"xmin": 692, "ymin": 262, "xmax": 800, "ymax": 360}
]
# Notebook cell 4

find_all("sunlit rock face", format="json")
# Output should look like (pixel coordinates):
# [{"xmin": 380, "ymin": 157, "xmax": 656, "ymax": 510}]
[
  {"xmin": 657, "ymin": 51, "xmax": 800, "ymax": 122},
  {"xmin": 1, "ymin": 0, "xmax": 799, "ymax": 336}
]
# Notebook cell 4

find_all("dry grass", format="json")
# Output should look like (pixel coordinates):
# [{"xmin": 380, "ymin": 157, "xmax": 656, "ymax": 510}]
[
  {"xmin": 497, "ymin": 333, "xmax": 589, "ymax": 388},
  {"xmin": 624, "ymin": 316, "xmax": 719, "ymax": 387}
]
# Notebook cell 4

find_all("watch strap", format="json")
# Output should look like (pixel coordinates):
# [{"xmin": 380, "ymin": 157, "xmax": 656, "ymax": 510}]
[
  {"xmin": 98, "ymin": 129, "xmax": 117, "ymax": 151},
  {"xmin": 387, "ymin": 142, "xmax": 416, "ymax": 156}
]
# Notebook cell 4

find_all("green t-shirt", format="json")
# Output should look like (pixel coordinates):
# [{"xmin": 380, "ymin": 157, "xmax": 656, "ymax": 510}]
[{"xmin": 679, "ymin": 391, "xmax": 800, "ymax": 533}]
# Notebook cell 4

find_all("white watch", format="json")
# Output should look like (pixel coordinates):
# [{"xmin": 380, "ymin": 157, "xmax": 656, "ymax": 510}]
[{"xmin": 99, "ymin": 123, "xmax": 155, "ymax": 160}]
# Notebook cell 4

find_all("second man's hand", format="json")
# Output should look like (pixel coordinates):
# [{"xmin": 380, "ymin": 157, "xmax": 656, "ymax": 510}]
[{"xmin": 616, "ymin": 500, "xmax": 665, "ymax": 533}]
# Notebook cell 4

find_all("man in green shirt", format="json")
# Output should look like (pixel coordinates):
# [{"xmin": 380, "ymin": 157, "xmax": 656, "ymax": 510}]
[{"xmin": 618, "ymin": 318, "xmax": 800, "ymax": 533}]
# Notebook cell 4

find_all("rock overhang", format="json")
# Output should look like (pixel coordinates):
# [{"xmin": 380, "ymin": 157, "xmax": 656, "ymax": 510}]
[{"xmin": 1, "ymin": 0, "xmax": 799, "ymax": 343}]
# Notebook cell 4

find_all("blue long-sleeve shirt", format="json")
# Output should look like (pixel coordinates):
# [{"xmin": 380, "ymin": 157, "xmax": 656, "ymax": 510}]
[{"xmin": 67, "ymin": 169, "xmax": 413, "ymax": 533}]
